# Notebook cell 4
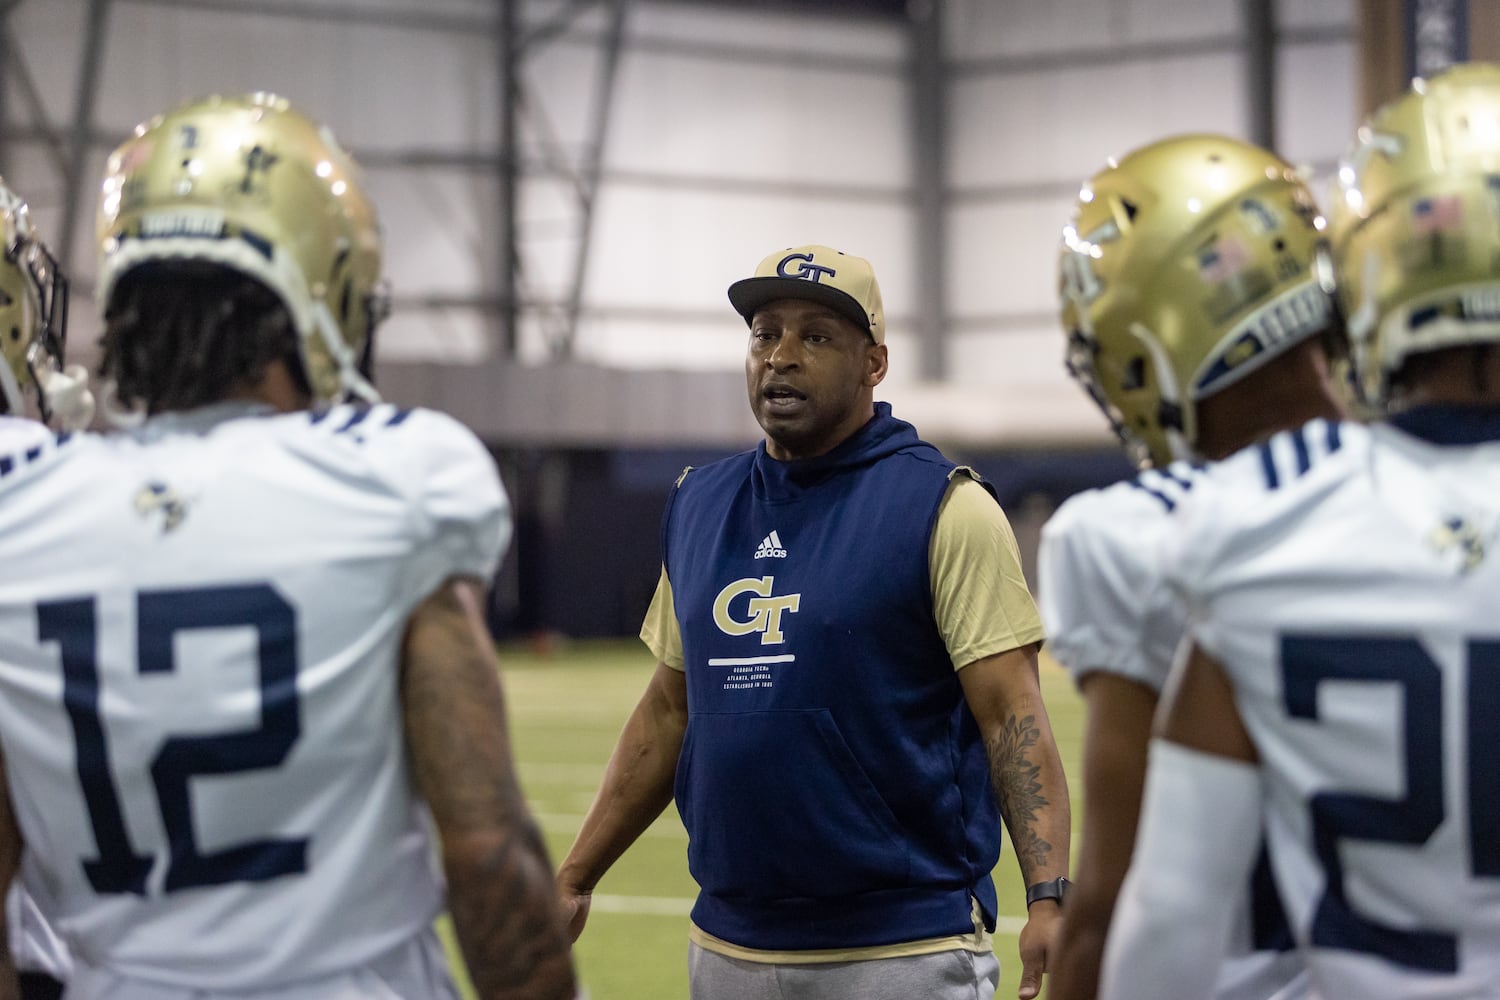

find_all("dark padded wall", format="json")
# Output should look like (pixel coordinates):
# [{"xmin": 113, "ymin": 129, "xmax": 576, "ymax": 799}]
[{"xmin": 489, "ymin": 444, "xmax": 1134, "ymax": 639}]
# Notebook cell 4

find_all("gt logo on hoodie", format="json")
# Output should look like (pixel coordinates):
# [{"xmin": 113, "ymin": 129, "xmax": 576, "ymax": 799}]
[{"xmin": 712, "ymin": 576, "xmax": 801, "ymax": 645}]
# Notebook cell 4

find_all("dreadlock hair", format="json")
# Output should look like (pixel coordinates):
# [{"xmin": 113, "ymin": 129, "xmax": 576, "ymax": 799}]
[{"xmin": 99, "ymin": 261, "xmax": 312, "ymax": 414}]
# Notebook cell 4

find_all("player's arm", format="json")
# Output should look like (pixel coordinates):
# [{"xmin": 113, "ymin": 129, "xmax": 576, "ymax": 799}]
[
  {"xmin": 0, "ymin": 745, "xmax": 22, "ymax": 1000},
  {"xmin": 555, "ymin": 660, "xmax": 687, "ymax": 941},
  {"xmin": 401, "ymin": 576, "xmax": 577, "ymax": 1000},
  {"xmin": 959, "ymin": 644, "xmax": 1072, "ymax": 1000},
  {"xmin": 1099, "ymin": 641, "xmax": 1262, "ymax": 1000},
  {"xmin": 937, "ymin": 476, "xmax": 1070, "ymax": 1000},
  {"xmin": 1046, "ymin": 671, "xmax": 1157, "ymax": 1000}
]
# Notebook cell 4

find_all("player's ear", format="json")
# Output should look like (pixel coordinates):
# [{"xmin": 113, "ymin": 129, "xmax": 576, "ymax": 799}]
[{"xmin": 864, "ymin": 342, "xmax": 888, "ymax": 388}]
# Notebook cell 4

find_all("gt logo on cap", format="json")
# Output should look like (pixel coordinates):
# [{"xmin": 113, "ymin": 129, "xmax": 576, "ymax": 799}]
[{"xmin": 776, "ymin": 252, "xmax": 837, "ymax": 284}]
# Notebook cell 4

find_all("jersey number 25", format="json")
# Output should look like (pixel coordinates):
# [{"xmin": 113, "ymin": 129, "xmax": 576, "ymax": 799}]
[{"xmin": 1284, "ymin": 634, "xmax": 1500, "ymax": 973}]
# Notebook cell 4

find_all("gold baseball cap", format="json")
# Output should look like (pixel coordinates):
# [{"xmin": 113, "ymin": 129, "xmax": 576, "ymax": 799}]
[{"xmin": 727, "ymin": 244, "xmax": 885, "ymax": 343}]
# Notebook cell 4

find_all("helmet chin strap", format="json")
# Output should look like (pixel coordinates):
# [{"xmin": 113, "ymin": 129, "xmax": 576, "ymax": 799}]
[
  {"xmin": 36, "ymin": 364, "xmax": 95, "ymax": 431},
  {"xmin": 1127, "ymin": 320, "xmax": 1198, "ymax": 465},
  {"xmin": 310, "ymin": 301, "xmax": 380, "ymax": 404},
  {"xmin": 1165, "ymin": 422, "xmax": 1197, "ymax": 463},
  {"xmin": 0, "ymin": 359, "xmax": 24, "ymax": 417}
]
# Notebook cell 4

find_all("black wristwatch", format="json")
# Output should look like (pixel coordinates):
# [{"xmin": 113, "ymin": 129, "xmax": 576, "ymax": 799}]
[{"xmin": 1025, "ymin": 876, "xmax": 1071, "ymax": 908}]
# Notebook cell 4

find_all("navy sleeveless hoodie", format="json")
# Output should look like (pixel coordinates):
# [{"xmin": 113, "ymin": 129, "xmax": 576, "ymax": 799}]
[{"xmin": 662, "ymin": 402, "xmax": 1003, "ymax": 951}]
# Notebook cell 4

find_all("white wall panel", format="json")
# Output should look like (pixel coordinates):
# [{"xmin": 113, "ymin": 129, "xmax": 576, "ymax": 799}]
[
  {"xmin": 1276, "ymin": 0, "xmax": 1354, "ymax": 31},
  {"xmin": 4, "ymin": 0, "xmax": 1369, "ymax": 447},
  {"xmin": 1, "ymin": 145, "xmax": 71, "ymax": 242},
  {"xmin": 945, "ymin": 0, "xmax": 1115, "ymax": 59},
  {"xmin": 378, "ymin": 307, "xmax": 494, "ymax": 363},
  {"xmin": 89, "ymin": 6, "xmax": 501, "ymax": 150},
  {"xmin": 364, "ymin": 168, "xmax": 499, "ymax": 296},
  {"xmin": 952, "ymin": 54, "xmax": 1248, "ymax": 189},
  {"xmin": 570, "ymin": 314, "xmax": 747, "ymax": 371},
  {"xmin": 580, "ymin": 185, "xmax": 913, "ymax": 315},
  {"xmin": 514, "ymin": 41, "xmax": 608, "ymax": 152},
  {"xmin": 548, "ymin": 322, "xmax": 928, "ymax": 388},
  {"xmin": 7, "ymin": 3, "xmax": 89, "ymax": 126},
  {"xmin": 629, "ymin": 4, "xmax": 905, "ymax": 60},
  {"xmin": 1276, "ymin": 41, "xmax": 1359, "ymax": 171},
  {"xmin": 607, "ymin": 52, "xmax": 909, "ymax": 188},
  {"xmin": 877, "ymin": 331, "xmax": 922, "ymax": 387},
  {"xmin": 946, "ymin": 195, "xmax": 1074, "ymax": 319},
  {"xmin": 267, "ymin": 0, "xmax": 492, "ymax": 13},
  {"xmin": 946, "ymin": 0, "xmax": 1239, "ymax": 61},
  {"xmin": 884, "ymin": 331, "xmax": 1113, "ymax": 448},
  {"xmin": 951, "ymin": 327, "xmax": 1074, "ymax": 387}
]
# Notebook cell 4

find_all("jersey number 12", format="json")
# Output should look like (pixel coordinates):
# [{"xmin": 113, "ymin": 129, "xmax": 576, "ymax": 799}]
[{"xmin": 37, "ymin": 583, "xmax": 307, "ymax": 896}]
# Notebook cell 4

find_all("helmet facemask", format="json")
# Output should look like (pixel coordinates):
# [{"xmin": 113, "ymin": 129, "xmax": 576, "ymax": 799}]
[{"xmin": 0, "ymin": 182, "xmax": 85, "ymax": 428}]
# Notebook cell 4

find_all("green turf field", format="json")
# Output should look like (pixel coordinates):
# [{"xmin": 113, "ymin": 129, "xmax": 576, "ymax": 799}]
[{"xmin": 444, "ymin": 639, "xmax": 1084, "ymax": 1000}]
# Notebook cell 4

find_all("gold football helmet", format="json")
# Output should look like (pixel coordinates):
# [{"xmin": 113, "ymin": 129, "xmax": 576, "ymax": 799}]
[
  {"xmin": 0, "ymin": 179, "xmax": 81, "ymax": 426},
  {"xmin": 97, "ymin": 92, "xmax": 387, "ymax": 404},
  {"xmin": 1059, "ymin": 134, "xmax": 1335, "ymax": 467},
  {"xmin": 1331, "ymin": 63, "xmax": 1500, "ymax": 408}
]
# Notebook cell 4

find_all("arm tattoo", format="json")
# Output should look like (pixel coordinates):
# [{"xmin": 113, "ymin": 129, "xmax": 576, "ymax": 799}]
[
  {"xmin": 404, "ymin": 581, "xmax": 577, "ymax": 1000},
  {"xmin": 987, "ymin": 713, "xmax": 1055, "ymax": 879},
  {"xmin": 447, "ymin": 822, "xmax": 577, "ymax": 1000}
]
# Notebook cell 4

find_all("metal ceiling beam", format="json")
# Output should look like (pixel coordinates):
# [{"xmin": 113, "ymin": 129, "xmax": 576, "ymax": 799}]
[
  {"xmin": 559, "ymin": 0, "xmax": 631, "ymax": 359},
  {"xmin": 0, "ymin": 122, "xmax": 907, "ymax": 201},
  {"xmin": 59, "ymin": 0, "xmax": 111, "ymax": 272},
  {"xmin": 952, "ymin": 24, "xmax": 1349, "ymax": 77},
  {"xmin": 119, "ymin": 0, "xmax": 492, "ymax": 34},
  {"xmin": 1, "ymin": 20, "xmax": 69, "ymax": 179},
  {"xmin": 1244, "ymin": 0, "xmax": 1277, "ymax": 148},
  {"xmin": 0, "ymin": 0, "xmax": 26, "ymax": 176},
  {"xmin": 519, "ymin": 0, "xmax": 597, "ymax": 53},
  {"xmin": 118, "ymin": 0, "xmax": 903, "ymax": 75},
  {"xmin": 910, "ymin": 0, "xmax": 946, "ymax": 381},
  {"xmin": 499, "ymin": 0, "xmax": 521, "ymax": 357},
  {"xmin": 0, "ymin": 0, "xmax": 17, "ymax": 178}
]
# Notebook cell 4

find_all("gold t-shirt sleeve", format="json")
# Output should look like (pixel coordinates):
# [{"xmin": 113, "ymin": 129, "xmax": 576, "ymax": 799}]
[
  {"xmin": 931, "ymin": 474, "xmax": 1046, "ymax": 670},
  {"xmin": 639, "ymin": 564, "xmax": 686, "ymax": 671}
]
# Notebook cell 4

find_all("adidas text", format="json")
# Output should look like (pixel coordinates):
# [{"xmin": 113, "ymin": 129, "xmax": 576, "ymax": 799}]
[{"xmin": 754, "ymin": 531, "xmax": 788, "ymax": 559}]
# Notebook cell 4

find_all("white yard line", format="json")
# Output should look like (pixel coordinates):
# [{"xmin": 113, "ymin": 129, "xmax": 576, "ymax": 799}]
[{"xmin": 589, "ymin": 894, "xmax": 693, "ymax": 916}]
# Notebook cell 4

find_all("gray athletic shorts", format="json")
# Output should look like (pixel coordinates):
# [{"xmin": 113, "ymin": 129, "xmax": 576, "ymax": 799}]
[{"xmin": 688, "ymin": 941, "xmax": 1000, "ymax": 1000}]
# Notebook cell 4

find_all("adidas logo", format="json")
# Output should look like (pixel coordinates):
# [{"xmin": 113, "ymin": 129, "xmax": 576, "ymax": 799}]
[{"xmin": 754, "ymin": 530, "xmax": 788, "ymax": 560}]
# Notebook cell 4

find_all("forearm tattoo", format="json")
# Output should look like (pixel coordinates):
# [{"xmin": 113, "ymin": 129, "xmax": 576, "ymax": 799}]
[
  {"xmin": 987, "ymin": 713, "xmax": 1055, "ymax": 879},
  {"xmin": 449, "ymin": 823, "xmax": 577, "ymax": 1000},
  {"xmin": 403, "ymin": 585, "xmax": 577, "ymax": 1000}
]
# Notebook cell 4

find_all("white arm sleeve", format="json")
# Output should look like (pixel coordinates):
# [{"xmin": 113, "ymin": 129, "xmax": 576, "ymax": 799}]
[{"xmin": 1100, "ymin": 739, "xmax": 1265, "ymax": 1000}]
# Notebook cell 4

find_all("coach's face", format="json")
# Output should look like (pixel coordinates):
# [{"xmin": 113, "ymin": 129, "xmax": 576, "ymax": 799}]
[{"xmin": 746, "ymin": 298, "xmax": 887, "ymax": 462}]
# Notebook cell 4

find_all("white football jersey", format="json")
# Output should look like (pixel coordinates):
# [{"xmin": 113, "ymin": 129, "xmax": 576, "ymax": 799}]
[
  {"xmin": 0, "ymin": 416, "xmax": 73, "ymax": 981},
  {"xmin": 1168, "ymin": 414, "xmax": 1500, "ymax": 997},
  {"xmin": 1040, "ymin": 463, "xmax": 1306, "ymax": 999},
  {"xmin": 0, "ymin": 402, "xmax": 509, "ymax": 994},
  {"xmin": 0, "ymin": 415, "xmax": 49, "ymax": 454}
]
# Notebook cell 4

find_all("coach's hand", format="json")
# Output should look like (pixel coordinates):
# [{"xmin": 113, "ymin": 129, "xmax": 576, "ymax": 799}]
[
  {"xmin": 1017, "ymin": 900, "xmax": 1062, "ymax": 999},
  {"xmin": 558, "ymin": 881, "xmax": 593, "ymax": 942}
]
